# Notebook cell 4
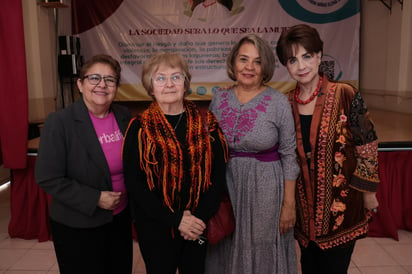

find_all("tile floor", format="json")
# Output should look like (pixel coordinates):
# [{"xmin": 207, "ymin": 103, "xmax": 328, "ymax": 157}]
[{"xmin": 0, "ymin": 107, "xmax": 411, "ymax": 273}]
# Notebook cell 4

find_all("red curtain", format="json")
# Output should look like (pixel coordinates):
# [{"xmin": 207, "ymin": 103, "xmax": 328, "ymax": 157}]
[
  {"xmin": 0, "ymin": 0, "xmax": 28, "ymax": 169},
  {"xmin": 368, "ymin": 151, "xmax": 412, "ymax": 240},
  {"xmin": 8, "ymin": 156, "xmax": 52, "ymax": 242},
  {"xmin": 72, "ymin": 0, "xmax": 123, "ymax": 34}
]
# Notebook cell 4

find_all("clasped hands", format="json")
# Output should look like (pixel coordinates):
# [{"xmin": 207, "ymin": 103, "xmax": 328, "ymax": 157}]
[
  {"xmin": 97, "ymin": 191, "xmax": 122, "ymax": 210},
  {"xmin": 178, "ymin": 210, "xmax": 206, "ymax": 241}
]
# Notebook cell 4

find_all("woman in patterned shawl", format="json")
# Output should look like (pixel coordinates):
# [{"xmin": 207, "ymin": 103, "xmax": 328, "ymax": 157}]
[
  {"xmin": 122, "ymin": 52, "xmax": 228, "ymax": 274},
  {"xmin": 276, "ymin": 24, "xmax": 380, "ymax": 274}
]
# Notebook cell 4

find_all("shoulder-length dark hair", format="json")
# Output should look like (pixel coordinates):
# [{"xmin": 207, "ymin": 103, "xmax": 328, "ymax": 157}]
[
  {"xmin": 226, "ymin": 34, "xmax": 275, "ymax": 84},
  {"xmin": 276, "ymin": 24, "xmax": 323, "ymax": 66}
]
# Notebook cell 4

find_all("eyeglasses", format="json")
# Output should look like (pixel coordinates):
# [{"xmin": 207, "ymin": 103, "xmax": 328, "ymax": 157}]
[
  {"xmin": 152, "ymin": 73, "xmax": 185, "ymax": 87},
  {"xmin": 83, "ymin": 74, "xmax": 118, "ymax": 87}
]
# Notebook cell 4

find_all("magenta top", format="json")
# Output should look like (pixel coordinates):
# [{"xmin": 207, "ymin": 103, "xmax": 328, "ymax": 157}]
[{"xmin": 90, "ymin": 111, "xmax": 127, "ymax": 215}]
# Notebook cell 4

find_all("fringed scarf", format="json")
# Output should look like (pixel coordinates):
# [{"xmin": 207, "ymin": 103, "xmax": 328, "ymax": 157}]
[{"xmin": 138, "ymin": 99, "xmax": 228, "ymax": 212}]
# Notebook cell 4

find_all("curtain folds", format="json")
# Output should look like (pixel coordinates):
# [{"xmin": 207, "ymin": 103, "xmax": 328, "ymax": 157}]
[
  {"xmin": 8, "ymin": 156, "xmax": 52, "ymax": 242},
  {"xmin": 368, "ymin": 151, "xmax": 412, "ymax": 240},
  {"xmin": 72, "ymin": 0, "xmax": 123, "ymax": 34},
  {"xmin": 0, "ymin": 0, "xmax": 28, "ymax": 169}
]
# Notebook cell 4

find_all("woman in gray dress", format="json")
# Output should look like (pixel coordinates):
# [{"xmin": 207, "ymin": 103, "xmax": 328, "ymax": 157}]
[{"xmin": 206, "ymin": 34, "xmax": 300, "ymax": 273}]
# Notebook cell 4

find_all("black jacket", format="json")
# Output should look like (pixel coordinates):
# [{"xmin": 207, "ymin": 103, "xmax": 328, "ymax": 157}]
[{"xmin": 35, "ymin": 98, "xmax": 131, "ymax": 228}]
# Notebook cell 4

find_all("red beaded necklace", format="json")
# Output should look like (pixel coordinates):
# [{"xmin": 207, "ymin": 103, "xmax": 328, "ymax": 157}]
[
  {"xmin": 295, "ymin": 77, "xmax": 322, "ymax": 105},
  {"xmin": 203, "ymin": 0, "xmax": 217, "ymax": 7}
]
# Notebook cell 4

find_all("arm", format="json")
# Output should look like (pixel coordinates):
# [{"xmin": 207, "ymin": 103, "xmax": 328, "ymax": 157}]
[
  {"xmin": 35, "ymin": 112, "xmax": 102, "ymax": 216},
  {"xmin": 280, "ymin": 179, "xmax": 296, "ymax": 235},
  {"xmin": 347, "ymin": 91, "xmax": 380, "ymax": 210},
  {"xmin": 192, "ymin": 124, "xmax": 227, "ymax": 221},
  {"xmin": 276, "ymin": 94, "xmax": 300, "ymax": 234}
]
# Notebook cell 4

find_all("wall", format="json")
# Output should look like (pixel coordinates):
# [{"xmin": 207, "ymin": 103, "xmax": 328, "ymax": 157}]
[
  {"xmin": 23, "ymin": 1, "xmax": 58, "ymax": 122},
  {"xmin": 361, "ymin": 0, "xmax": 412, "ymax": 113},
  {"xmin": 23, "ymin": 0, "xmax": 412, "ymax": 122}
]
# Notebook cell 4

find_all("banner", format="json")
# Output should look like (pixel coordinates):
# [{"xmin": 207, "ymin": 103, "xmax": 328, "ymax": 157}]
[{"xmin": 74, "ymin": 0, "xmax": 360, "ymax": 101}]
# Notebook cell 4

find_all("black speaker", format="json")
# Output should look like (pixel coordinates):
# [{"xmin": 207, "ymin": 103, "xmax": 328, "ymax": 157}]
[
  {"xmin": 58, "ymin": 36, "xmax": 80, "ymax": 55},
  {"xmin": 58, "ymin": 54, "xmax": 82, "ymax": 76}
]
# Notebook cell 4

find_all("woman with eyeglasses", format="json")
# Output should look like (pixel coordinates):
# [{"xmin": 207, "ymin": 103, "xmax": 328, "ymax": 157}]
[
  {"xmin": 35, "ymin": 54, "xmax": 133, "ymax": 273},
  {"xmin": 123, "ymin": 52, "xmax": 228, "ymax": 274}
]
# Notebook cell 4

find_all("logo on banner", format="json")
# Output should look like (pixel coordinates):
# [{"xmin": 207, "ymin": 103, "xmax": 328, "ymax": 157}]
[
  {"xmin": 279, "ymin": 0, "xmax": 360, "ymax": 23},
  {"xmin": 196, "ymin": 86, "xmax": 208, "ymax": 95}
]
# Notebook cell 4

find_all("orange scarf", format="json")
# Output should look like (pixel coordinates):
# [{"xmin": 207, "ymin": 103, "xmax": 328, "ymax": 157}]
[{"xmin": 138, "ymin": 100, "xmax": 227, "ymax": 211}]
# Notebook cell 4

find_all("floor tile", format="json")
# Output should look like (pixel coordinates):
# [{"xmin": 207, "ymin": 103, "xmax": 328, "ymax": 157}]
[
  {"xmin": 382, "ymin": 244, "xmax": 412, "ymax": 266},
  {"xmin": 31, "ymin": 241, "xmax": 54, "ymax": 250},
  {"xmin": 9, "ymin": 249, "xmax": 56, "ymax": 271},
  {"xmin": 357, "ymin": 266, "xmax": 408, "ymax": 274},
  {"xmin": 0, "ymin": 238, "xmax": 36, "ymax": 250},
  {"xmin": 352, "ymin": 240, "xmax": 398, "ymax": 267},
  {"xmin": 402, "ymin": 265, "xmax": 412, "ymax": 273},
  {"xmin": 348, "ymin": 268, "xmax": 362, "ymax": 274},
  {"xmin": 349, "ymin": 260, "xmax": 358, "ymax": 268},
  {"xmin": 0, "ymin": 249, "xmax": 27, "ymax": 270},
  {"xmin": 398, "ymin": 230, "xmax": 412, "ymax": 243},
  {"xmin": 49, "ymin": 262, "xmax": 59, "ymax": 272},
  {"xmin": 0, "ymin": 234, "xmax": 9, "ymax": 242},
  {"xmin": 4, "ymin": 271, "xmax": 49, "ymax": 274},
  {"xmin": 358, "ymin": 236, "xmax": 377, "ymax": 245}
]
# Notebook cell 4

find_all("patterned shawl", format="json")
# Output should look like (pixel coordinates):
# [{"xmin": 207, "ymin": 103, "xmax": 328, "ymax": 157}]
[{"xmin": 138, "ymin": 99, "xmax": 227, "ymax": 211}]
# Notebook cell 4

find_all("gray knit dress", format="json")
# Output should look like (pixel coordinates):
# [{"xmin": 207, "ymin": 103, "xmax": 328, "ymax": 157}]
[{"xmin": 205, "ymin": 87, "xmax": 300, "ymax": 274}]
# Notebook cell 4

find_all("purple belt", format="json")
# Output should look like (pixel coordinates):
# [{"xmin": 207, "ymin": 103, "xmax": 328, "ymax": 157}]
[{"xmin": 230, "ymin": 144, "xmax": 280, "ymax": 162}]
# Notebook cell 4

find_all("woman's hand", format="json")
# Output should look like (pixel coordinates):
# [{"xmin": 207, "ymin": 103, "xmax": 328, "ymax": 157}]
[
  {"xmin": 280, "ymin": 180, "xmax": 296, "ymax": 235},
  {"xmin": 363, "ymin": 192, "xmax": 379, "ymax": 212},
  {"xmin": 178, "ymin": 210, "xmax": 206, "ymax": 241},
  {"xmin": 279, "ymin": 201, "xmax": 296, "ymax": 235},
  {"xmin": 97, "ymin": 191, "xmax": 122, "ymax": 210}
]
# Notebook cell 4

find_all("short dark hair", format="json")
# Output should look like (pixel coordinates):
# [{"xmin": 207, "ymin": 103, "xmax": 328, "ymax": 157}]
[
  {"xmin": 276, "ymin": 24, "xmax": 323, "ymax": 66},
  {"xmin": 226, "ymin": 34, "xmax": 275, "ymax": 84},
  {"xmin": 78, "ymin": 54, "xmax": 121, "ymax": 85}
]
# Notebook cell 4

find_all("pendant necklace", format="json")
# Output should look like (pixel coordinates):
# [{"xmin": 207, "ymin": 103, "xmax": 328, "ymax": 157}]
[
  {"xmin": 295, "ymin": 77, "xmax": 322, "ymax": 105},
  {"xmin": 173, "ymin": 112, "xmax": 184, "ymax": 131}
]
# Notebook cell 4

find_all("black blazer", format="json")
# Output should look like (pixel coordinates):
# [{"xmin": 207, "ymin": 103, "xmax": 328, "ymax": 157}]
[{"xmin": 35, "ymin": 98, "xmax": 131, "ymax": 228}]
